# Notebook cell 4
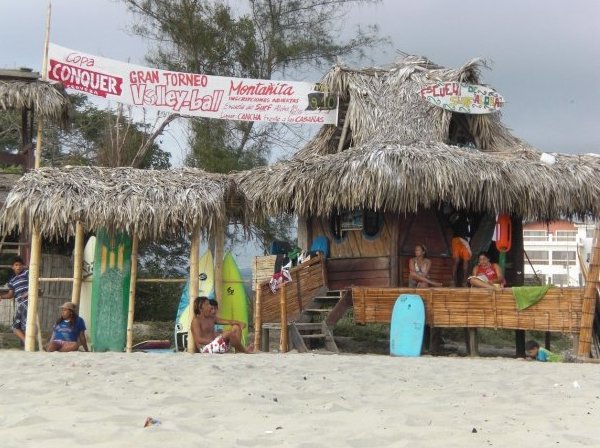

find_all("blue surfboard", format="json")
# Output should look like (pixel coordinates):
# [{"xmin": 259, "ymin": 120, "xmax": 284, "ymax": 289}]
[{"xmin": 390, "ymin": 294, "xmax": 425, "ymax": 357}]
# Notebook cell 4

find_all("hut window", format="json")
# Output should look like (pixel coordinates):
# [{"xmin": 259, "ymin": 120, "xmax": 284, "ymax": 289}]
[
  {"xmin": 363, "ymin": 210, "xmax": 383, "ymax": 238},
  {"xmin": 329, "ymin": 212, "xmax": 345, "ymax": 241}
]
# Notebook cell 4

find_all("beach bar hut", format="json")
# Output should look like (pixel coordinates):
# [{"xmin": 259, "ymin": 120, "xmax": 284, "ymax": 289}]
[
  {"xmin": 0, "ymin": 166, "xmax": 248, "ymax": 352},
  {"xmin": 236, "ymin": 55, "xmax": 600, "ymax": 356}
]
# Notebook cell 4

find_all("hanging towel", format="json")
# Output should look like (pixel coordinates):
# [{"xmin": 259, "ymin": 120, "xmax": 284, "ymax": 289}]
[{"xmin": 512, "ymin": 285, "xmax": 551, "ymax": 311}]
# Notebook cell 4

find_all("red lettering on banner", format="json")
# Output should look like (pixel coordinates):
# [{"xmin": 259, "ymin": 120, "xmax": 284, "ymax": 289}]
[
  {"xmin": 229, "ymin": 80, "xmax": 294, "ymax": 96},
  {"xmin": 130, "ymin": 83, "xmax": 223, "ymax": 112},
  {"xmin": 130, "ymin": 70, "xmax": 159, "ymax": 84},
  {"xmin": 48, "ymin": 60, "xmax": 122, "ymax": 97}
]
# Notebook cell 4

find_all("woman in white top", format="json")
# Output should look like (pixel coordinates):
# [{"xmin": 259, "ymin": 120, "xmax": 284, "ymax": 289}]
[{"xmin": 408, "ymin": 244, "xmax": 442, "ymax": 288}]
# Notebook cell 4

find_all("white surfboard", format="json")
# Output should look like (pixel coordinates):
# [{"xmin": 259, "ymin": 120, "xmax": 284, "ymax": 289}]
[{"xmin": 79, "ymin": 236, "xmax": 96, "ymax": 341}]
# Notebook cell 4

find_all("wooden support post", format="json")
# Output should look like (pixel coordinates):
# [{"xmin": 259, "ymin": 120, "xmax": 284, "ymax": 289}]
[
  {"xmin": 25, "ymin": 227, "xmax": 42, "ymax": 352},
  {"xmin": 545, "ymin": 332, "xmax": 551, "ymax": 350},
  {"xmin": 320, "ymin": 253, "xmax": 328, "ymax": 288},
  {"xmin": 70, "ymin": 222, "xmax": 85, "ymax": 306},
  {"xmin": 297, "ymin": 216, "xmax": 308, "ymax": 250},
  {"xmin": 515, "ymin": 330, "xmax": 526, "ymax": 357},
  {"xmin": 467, "ymin": 328, "xmax": 479, "ymax": 357},
  {"xmin": 254, "ymin": 284, "xmax": 262, "ymax": 351},
  {"xmin": 125, "ymin": 233, "xmax": 139, "ymax": 353},
  {"xmin": 214, "ymin": 224, "xmax": 225, "ymax": 303},
  {"xmin": 577, "ymin": 225, "xmax": 600, "ymax": 357},
  {"xmin": 390, "ymin": 216, "xmax": 399, "ymax": 286},
  {"xmin": 279, "ymin": 283, "xmax": 288, "ymax": 352},
  {"xmin": 187, "ymin": 224, "xmax": 201, "ymax": 353}
]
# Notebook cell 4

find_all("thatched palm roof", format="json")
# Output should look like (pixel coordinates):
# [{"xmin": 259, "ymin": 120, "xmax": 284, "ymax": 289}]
[
  {"xmin": 0, "ymin": 166, "xmax": 243, "ymax": 239},
  {"xmin": 296, "ymin": 56, "xmax": 532, "ymax": 159},
  {"xmin": 235, "ymin": 142, "xmax": 600, "ymax": 221},
  {"xmin": 0, "ymin": 80, "xmax": 70, "ymax": 125}
]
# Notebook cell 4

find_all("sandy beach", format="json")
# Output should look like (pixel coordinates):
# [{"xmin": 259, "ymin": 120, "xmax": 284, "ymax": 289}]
[{"xmin": 1, "ymin": 351, "xmax": 599, "ymax": 447}]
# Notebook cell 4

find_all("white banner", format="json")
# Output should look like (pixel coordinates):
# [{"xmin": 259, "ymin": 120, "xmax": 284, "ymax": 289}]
[{"xmin": 47, "ymin": 43, "xmax": 338, "ymax": 125}]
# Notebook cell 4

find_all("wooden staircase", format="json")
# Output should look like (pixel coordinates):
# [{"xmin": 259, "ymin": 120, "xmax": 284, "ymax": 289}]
[{"xmin": 289, "ymin": 289, "xmax": 351, "ymax": 353}]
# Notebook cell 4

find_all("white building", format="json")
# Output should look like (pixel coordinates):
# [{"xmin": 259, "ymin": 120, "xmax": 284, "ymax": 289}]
[{"xmin": 523, "ymin": 221, "xmax": 595, "ymax": 286}]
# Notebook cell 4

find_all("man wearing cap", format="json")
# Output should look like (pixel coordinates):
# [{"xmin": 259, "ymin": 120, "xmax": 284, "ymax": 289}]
[
  {"xmin": 0, "ymin": 256, "xmax": 30, "ymax": 345},
  {"xmin": 46, "ymin": 302, "xmax": 89, "ymax": 352}
]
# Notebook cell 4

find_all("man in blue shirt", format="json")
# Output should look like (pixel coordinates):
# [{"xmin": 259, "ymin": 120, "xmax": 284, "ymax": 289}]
[{"xmin": 1, "ymin": 256, "xmax": 29, "ymax": 345}]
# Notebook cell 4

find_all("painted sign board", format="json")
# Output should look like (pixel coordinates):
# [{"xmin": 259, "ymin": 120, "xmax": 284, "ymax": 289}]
[
  {"xmin": 418, "ymin": 82, "xmax": 503, "ymax": 114},
  {"xmin": 47, "ymin": 43, "xmax": 338, "ymax": 125}
]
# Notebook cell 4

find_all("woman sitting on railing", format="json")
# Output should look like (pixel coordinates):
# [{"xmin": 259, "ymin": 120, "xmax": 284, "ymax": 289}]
[
  {"xmin": 408, "ymin": 244, "xmax": 442, "ymax": 288},
  {"xmin": 468, "ymin": 252, "xmax": 505, "ymax": 289}
]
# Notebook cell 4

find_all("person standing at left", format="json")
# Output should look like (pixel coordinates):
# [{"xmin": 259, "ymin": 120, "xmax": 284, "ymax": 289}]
[{"xmin": 0, "ymin": 256, "xmax": 29, "ymax": 345}]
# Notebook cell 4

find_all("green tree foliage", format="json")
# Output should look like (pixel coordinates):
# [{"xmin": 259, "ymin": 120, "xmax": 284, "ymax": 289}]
[
  {"xmin": 124, "ymin": 0, "xmax": 384, "ymax": 171},
  {"xmin": 124, "ymin": 0, "xmax": 385, "ymax": 249}
]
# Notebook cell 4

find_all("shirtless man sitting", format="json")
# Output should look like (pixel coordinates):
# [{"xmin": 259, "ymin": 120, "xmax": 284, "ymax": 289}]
[{"xmin": 191, "ymin": 296, "xmax": 252, "ymax": 354}]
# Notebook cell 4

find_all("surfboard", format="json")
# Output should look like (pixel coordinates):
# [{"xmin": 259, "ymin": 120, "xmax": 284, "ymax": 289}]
[
  {"xmin": 132, "ymin": 339, "xmax": 172, "ymax": 352},
  {"xmin": 220, "ymin": 252, "xmax": 250, "ymax": 344},
  {"xmin": 90, "ymin": 229, "xmax": 132, "ymax": 352},
  {"xmin": 174, "ymin": 250, "xmax": 214, "ymax": 351},
  {"xmin": 79, "ymin": 235, "xmax": 96, "ymax": 343},
  {"xmin": 390, "ymin": 294, "xmax": 425, "ymax": 357},
  {"xmin": 418, "ymin": 82, "xmax": 503, "ymax": 114}
]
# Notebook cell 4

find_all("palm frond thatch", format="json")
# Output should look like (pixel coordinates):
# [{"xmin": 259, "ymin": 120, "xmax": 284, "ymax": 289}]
[
  {"xmin": 0, "ymin": 80, "xmax": 70, "ymax": 125},
  {"xmin": 296, "ymin": 56, "xmax": 529, "ymax": 159},
  {"xmin": 0, "ymin": 167, "xmax": 244, "ymax": 239},
  {"xmin": 235, "ymin": 142, "xmax": 600, "ymax": 221}
]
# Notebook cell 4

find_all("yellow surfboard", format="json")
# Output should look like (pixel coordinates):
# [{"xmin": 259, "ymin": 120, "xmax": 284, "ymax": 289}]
[{"xmin": 220, "ymin": 252, "xmax": 249, "ymax": 343}]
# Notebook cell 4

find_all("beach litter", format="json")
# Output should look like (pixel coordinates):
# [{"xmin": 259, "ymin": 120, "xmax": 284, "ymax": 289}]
[{"xmin": 144, "ymin": 417, "xmax": 161, "ymax": 428}]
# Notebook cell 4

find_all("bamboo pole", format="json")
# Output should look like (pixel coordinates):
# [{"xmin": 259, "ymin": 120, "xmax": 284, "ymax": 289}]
[
  {"xmin": 254, "ymin": 284, "xmax": 263, "ymax": 351},
  {"xmin": 187, "ymin": 224, "xmax": 201, "ymax": 353},
  {"xmin": 214, "ymin": 223, "xmax": 225, "ymax": 303},
  {"xmin": 24, "ymin": 227, "xmax": 42, "ymax": 351},
  {"xmin": 70, "ymin": 222, "xmax": 85, "ymax": 306},
  {"xmin": 577, "ymin": 225, "xmax": 600, "ymax": 357},
  {"xmin": 125, "ymin": 233, "xmax": 139, "ymax": 353},
  {"xmin": 279, "ymin": 282, "xmax": 288, "ymax": 352},
  {"xmin": 34, "ymin": 1, "xmax": 52, "ymax": 169}
]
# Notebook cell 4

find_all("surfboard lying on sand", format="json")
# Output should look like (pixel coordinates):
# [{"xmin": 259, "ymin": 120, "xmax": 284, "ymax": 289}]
[
  {"xmin": 174, "ymin": 250, "xmax": 214, "ymax": 351},
  {"xmin": 132, "ymin": 339, "xmax": 172, "ymax": 352},
  {"xmin": 91, "ymin": 229, "xmax": 132, "ymax": 352},
  {"xmin": 390, "ymin": 294, "xmax": 425, "ymax": 357},
  {"xmin": 220, "ymin": 252, "xmax": 250, "ymax": 344}
]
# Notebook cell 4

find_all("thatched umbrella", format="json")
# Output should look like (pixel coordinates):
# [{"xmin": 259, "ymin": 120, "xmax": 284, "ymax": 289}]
[
  {"xmin": 0, "ymin": 166, "xmax": 245, "ymax": 240},
  {"xmin": 0, "ymin": 80, "xmax": 70, "ymax": 127},
  {"xmin": 235, "ymin": 142, "xmax": 600, "ymax": 221}
]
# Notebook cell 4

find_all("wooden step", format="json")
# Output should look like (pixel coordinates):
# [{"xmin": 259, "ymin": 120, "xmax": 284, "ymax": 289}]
[
  {"xmin": 293, "ymin": 322, "xmax": 324, "ymax": 331},
  {"xmin": 313, "ymin": 295, "xmax": 341, "ymax": 302},
  {"xmin": 304, "ymin": 308, "xmax": 332, "ymax": 313},
  {"xmin": 301, "ymin": 333, "xmax": 327, "ymax": 339},
  {"xmin": 326, "ymin": 289, "xmax": 346, "ymax": 296}
]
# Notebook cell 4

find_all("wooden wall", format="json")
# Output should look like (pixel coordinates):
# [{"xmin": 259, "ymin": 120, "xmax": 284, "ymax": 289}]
[{"xmin": 308, "ymin": 210, "xmax": 525, "ymax": 290}]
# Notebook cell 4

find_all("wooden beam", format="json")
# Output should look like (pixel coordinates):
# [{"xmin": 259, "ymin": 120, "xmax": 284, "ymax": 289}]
[
  {"xmin": 577, "ymin": 225, "xmax": 600, "ymax": 357},
  {"xmin": 390, "ymin": 216, "xmax": 399, "ymax": 286},
  {"xmin": 279, "ymin": 282, "xmax": 288, "ymax": 352},
  {"xmin": 187, "ymin": 224, "xmax": 201, "ymax": 353},
  {"xmin": 254, "ymin": 285, "xmax": 263, "ymax": 351},
  {"xmin": 125, "ymin": 233, "xmax": 139, "ymax": 353},
  {"xmin": 70, "ymin": 222, "xmax": 85, "ymax": 306},
  {"xmin": 24, "ymin": 227, "xmax": 42, "ymax": 351},
  {"xmin": 214, "ymin": 224, "xmax": 225, "ymax": 303}
]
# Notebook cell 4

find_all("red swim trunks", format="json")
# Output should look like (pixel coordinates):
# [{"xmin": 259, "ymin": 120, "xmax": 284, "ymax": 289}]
[{"xmin": 199, "ymin": 336, "xmax": 230, "ymax": 354}]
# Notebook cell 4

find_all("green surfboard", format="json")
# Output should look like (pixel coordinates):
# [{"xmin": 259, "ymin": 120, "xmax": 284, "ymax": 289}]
[
  {"xmin": 220, "ymin": 252, "xmax": 250, "ymax": 343},
  {"xmin": 90, "ymin": 229, "xmax": 132, "ymax": 352}
]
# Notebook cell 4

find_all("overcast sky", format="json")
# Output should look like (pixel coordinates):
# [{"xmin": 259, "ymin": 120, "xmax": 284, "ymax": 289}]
[{"xmin": 1, "ymin": 0, "xmax": 598, "ymax": 158}]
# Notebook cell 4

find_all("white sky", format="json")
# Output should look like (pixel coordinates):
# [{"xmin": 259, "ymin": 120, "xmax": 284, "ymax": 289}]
[
  {"xmin": 1, "ymin": 0, "xmax": 598, "ymax": 157},
  {"xmin": 1, "ymin": 0, "xmax": 599, "ymax": 264}
]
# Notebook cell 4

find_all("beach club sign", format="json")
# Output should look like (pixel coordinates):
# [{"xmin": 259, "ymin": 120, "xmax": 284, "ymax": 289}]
[
  {"xmin": 418, "ymin": 81, "xmax": 504, "ymax": 114},
  {"xmin": 47, "ymin": 43, "xmax": 338, "ymax": 125}
]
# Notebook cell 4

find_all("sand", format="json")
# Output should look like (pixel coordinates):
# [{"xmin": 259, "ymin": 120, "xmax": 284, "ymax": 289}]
[{"xmin": 1, "ymin": 351, "xmax": 599, "ymax": 447}]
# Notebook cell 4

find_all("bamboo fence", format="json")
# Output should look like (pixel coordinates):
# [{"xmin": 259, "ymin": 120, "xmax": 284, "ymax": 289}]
[{"xmin": 353, "ymin": 286, "xmax": 584, "ymax": 333}]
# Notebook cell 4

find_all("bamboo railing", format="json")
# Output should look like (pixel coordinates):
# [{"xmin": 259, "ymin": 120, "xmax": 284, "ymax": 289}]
[
  {"xmin": 253, "ymin": 254, "xmax": 327, "ymax": 351},
  {"xmin": 353, "ymin": 286, "xmax": 585, "ymax": 334}
]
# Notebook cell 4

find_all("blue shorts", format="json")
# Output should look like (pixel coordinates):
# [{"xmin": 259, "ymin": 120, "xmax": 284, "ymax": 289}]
[{"xmin": 12, "ymin": 298, "xmax": 28, "ymax": 332}]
